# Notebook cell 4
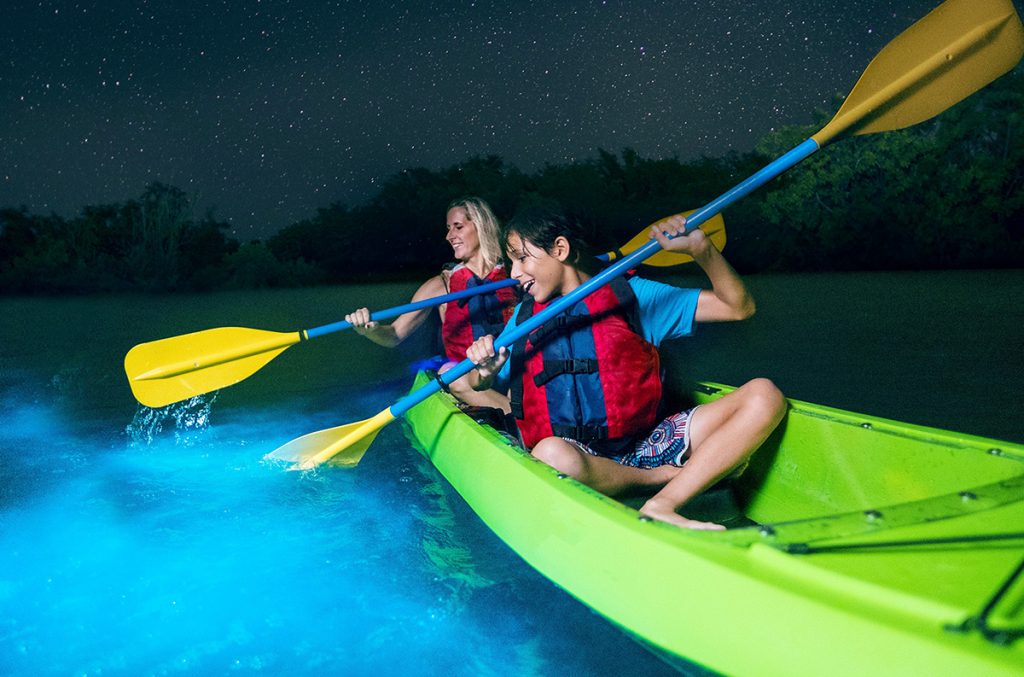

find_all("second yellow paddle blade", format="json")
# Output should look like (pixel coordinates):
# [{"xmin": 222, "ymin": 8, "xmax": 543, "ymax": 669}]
[
  {"xmin": 264, "ymin": 409, "xmax": 396, "ymax": 470},
  {"xmin": 814, "ymin": 0, "xmax": 1024, "ymax": 144},
  {"xmin": 608, "ymin": 211, "xmax": 726, "ymax": 266},
  {"xmin": 125, "ymin": 327, "xmax": 301, "ymax": 408}
]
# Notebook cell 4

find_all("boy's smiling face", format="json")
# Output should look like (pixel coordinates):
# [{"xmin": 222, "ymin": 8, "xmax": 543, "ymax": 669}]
[{"xmin": 506, "ymin": 232, "xmax": 572, "ymax": 304}]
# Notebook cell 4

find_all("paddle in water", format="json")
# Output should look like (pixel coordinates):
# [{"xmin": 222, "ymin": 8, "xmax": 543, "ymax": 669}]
[
  {"xmin": 125, "ymin": 213, "xmax": 724, "ymax": 408},
  {"xmin": 266, "ymin": 0, "xmax": 1024, "ymax": 470}
]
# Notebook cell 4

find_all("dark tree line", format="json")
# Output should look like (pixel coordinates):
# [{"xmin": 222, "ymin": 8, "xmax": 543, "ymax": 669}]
[
  {"xmin": 2, "ymin": 70, "xmax": 1021, "ymax": 294},
  {"xmin": 1, "ymin": 184, "xmax": 236, "ymax": 293}
]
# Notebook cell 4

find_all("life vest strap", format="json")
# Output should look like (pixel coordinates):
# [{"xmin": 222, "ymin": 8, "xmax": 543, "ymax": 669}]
[
  {"xmin": 528, "ymin": 315, "xmax": 571, "ymax": 346},
  {"xmin": 550, "ymin": 423, "xmax": 609, "ymax": 442},
  {"xmin": 533, "ymin": 358, "xmax": 599, "ymax": 387}
]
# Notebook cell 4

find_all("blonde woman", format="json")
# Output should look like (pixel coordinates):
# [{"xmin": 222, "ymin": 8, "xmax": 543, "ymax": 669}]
[{"xmin": 345, "ymin": 196, "xmax": 517, "ymax": 410}]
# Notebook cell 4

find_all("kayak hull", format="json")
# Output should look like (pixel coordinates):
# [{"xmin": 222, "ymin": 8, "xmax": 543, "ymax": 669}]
[{"xmin": 403, "ymin": 373, "xmax": 1024, "ymax": 676}]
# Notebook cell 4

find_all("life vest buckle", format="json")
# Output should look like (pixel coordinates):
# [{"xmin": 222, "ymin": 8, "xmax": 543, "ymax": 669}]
[{"xmin": 533, "ymin": 358, "xmax": 598, "ymax": 387}]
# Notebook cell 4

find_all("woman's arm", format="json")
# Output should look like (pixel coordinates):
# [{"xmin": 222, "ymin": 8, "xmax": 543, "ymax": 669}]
[{"xmin": 345, "ymin": 274, "xmax": 448, "ymax": 347}]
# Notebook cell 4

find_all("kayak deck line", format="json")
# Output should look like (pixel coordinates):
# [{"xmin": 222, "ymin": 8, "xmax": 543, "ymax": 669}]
[
  {"xmin": 781, "ymin": 531, "xmax": 1024, "ymax": 554},
  {"xmin": 722, "ymin": 474, "xmax": 1024, "ymax": 548},
  {"xmin": 947, "ymin": 555, "xmax": 1024, "ymax": 646}
]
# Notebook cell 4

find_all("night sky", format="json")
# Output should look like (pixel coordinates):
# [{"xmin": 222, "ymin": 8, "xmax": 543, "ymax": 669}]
[{"xmin": 2, "ymin": 0, "xmax": 951, "ymax": 240}]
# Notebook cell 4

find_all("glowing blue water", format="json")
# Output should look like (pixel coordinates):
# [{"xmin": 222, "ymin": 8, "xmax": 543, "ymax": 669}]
[{"xmin": 0, "ymin": 373, "xmax": 693, "ymax": 676}]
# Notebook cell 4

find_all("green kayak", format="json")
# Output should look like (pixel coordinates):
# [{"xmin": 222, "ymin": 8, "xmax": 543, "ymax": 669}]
[{"xmin": 402, "ymin": 371, "xmax": 1024, "ymax": 676}]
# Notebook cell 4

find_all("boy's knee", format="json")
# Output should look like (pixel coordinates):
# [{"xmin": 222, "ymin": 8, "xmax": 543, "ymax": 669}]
[
  {"xmin": 446, "ymin": 374, "xmax": 472, "ymax": 397},
  {"xmin": 744, "ymin": 378, "xmax": 787, "ymax": 422},
  {"xmin": 531, "ymin": 438, "xmax": 584, "ymax": 477},
  {"xmin": 446, "ymin": 372, "xmax": 483, "ymax": 401}
]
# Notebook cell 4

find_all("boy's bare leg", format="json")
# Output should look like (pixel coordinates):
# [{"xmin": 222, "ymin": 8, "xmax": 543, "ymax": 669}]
[
  {"xmin": 530, "ymin": 438, "xmax": 680, "ymax": 495},
  {"xmin": 640, "ymin": 378, "xmax": 786, "ymax": 530}
]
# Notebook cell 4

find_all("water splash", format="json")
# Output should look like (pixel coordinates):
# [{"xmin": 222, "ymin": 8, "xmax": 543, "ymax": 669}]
[{"xmin": 126, "ymin": 392, "xmax": 218, "ymax": 447}]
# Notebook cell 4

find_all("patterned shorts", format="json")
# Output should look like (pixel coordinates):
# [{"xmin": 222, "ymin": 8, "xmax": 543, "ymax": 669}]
[{"xmin": 563, "ymin": 407, "xmax": 699, "ymax": 470}]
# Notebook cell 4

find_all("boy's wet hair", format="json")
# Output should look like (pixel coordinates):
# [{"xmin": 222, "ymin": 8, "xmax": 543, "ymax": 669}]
[{"xmin": 503, "ymin": 206, "xmax": 598, "ymax": 268}]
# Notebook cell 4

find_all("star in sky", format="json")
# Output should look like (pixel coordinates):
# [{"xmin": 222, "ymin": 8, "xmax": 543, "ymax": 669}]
[{"xmin": 1, "ymin": 0, "xmax": 941, "ymax": 239}]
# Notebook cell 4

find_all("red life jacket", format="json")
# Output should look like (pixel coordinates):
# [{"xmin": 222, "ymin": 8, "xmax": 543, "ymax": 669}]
[
  {"xmin": 441, "ymin": 263, "xmax": 518, "ymax": 362},
  {"xmin": 509, "ymin": 277, "xmax": 662, "ymax": 453}
]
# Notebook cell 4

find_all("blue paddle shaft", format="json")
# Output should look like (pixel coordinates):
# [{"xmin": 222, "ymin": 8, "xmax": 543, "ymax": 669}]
[
  {"xmin": 389, "ymin": 137, "xmax": 821, "ymax": 419},
  {"xmin": 303, "ymin": 277, "xmax": 520, "ymax": 339}
]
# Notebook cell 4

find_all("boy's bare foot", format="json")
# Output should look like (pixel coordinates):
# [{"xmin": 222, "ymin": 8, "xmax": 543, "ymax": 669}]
[{"xmin": 640, "ymin": 498, "xmax": 726, "ymax": 531}]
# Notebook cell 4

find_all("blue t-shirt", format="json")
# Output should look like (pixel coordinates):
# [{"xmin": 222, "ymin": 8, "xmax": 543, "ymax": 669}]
[{"xmin": 494, "ymin": 277, "xmax": 700, "ymax": 385}]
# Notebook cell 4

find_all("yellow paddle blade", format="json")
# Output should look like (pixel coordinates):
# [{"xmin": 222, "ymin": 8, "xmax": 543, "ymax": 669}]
[
  {"xmin": 814, "ymin": 0, "xmax": 1024, "ymax": 145},
  {"xmin": 604, "ymin": 211, "xmax": 727, "ymax": 266},
  {"xmin": 264, "ymin": 409, "xmax": 396, "ymax": 470},
  {"xmin": 125, "ymin": 327, "xmax": 302, "ymax": 408}
]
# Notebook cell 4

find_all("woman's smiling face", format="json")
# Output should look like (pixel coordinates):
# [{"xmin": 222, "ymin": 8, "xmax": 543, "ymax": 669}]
[{"xmin": 445, "ymin": 207, "xmax": 480, "ymax": 261}]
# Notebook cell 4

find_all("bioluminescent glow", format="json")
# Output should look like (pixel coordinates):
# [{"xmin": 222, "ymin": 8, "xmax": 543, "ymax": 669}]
[{"xmin": 0, "ymin": 380, "xmax": 689, "ymax": 675}]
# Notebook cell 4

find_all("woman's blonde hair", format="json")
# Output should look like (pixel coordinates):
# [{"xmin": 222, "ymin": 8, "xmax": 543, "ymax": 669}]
[{"xmin": 448, "ymin": 196, "xmax": 502, "ymax": 272}]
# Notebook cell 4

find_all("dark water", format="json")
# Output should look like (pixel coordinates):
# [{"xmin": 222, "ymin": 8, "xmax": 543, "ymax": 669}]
[
  {"xmin": 0, "ymin": 270, "xmax": 1021, "ymax": 675},
  {"xmin": 661, "ymin": 268, "xmax": 1024, "ymax": 444}
]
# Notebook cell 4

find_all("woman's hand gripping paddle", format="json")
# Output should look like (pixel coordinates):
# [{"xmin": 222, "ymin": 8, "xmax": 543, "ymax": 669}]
[
  {"xmin": 124, "ymin": 215, "xmax": 725, "ymax": 409},
  {"xmin": 266, "ymin": 0, "xmax": 1023, "ymax": 471}
]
